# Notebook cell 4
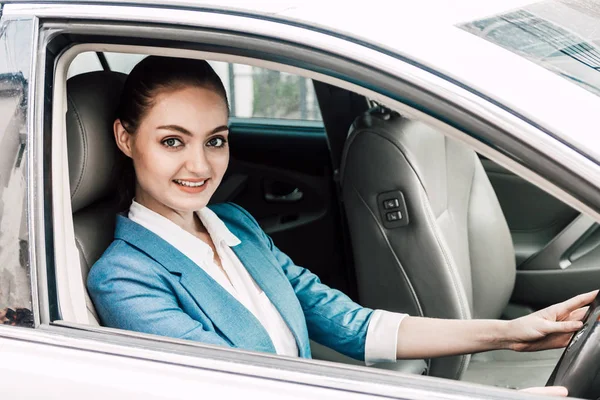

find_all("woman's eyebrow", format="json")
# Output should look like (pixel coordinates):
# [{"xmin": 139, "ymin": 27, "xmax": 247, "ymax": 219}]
[
  {"xmin": 156, "ymin": 125, "xmax": 229, "ymax": 136},
  {"xmin": 156, "ymin": 125, "xmax": 193, "ymax": 136},
  {"xmin": 211, "ymin": 125, "xmax": 229, "ymax": 134}
]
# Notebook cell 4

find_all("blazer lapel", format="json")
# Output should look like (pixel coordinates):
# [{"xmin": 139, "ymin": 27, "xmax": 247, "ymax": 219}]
[
  {"xmin": 231, "ymin": 239, "xmax": 310, "ymax": 358},
  {"xmin": 114, "ymin": 216, "xmax": 276, "ymax": 354}
]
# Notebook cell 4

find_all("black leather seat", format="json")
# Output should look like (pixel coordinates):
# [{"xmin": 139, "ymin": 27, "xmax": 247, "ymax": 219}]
[
  {"xmin": 340, "ymin": 107, "xmax": 560, "ymax": 387},
  {"xmin": 66, "ymin": 71, "xmax": 127, "ymax": 325}
]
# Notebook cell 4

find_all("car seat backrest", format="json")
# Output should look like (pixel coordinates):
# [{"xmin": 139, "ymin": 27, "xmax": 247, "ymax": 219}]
[
  {"xmin": 66, "ymin": 71, "xmax": 127, "ymax": 325},
  {"xmin": 340, "ymin": 107, "xmax": 516, "ymax": 379}
]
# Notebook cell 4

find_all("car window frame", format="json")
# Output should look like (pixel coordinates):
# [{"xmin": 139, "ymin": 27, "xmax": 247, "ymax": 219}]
[{"xmin": 8, "ymin": 3, "xmax": 600, "ymax": 399}]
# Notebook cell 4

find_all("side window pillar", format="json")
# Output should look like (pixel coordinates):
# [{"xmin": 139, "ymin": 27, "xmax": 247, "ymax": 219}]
[{"xmin": 0, "ymin": 14, "xmax": 34, "ymax": 327}]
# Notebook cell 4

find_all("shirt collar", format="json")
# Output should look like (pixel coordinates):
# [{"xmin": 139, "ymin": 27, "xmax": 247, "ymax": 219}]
[
  {"xmin": 196, "ymin": 207, "xmax": 241, "ymax": 247},
  {"xmin": 128, "ymin": 200, "xmax": 241, "ymax": 248}
]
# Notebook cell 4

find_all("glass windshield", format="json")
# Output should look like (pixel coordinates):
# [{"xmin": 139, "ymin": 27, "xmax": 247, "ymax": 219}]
[{"xmin": 460, "ymin": 0, "xmax": 600, "ymax": 97}]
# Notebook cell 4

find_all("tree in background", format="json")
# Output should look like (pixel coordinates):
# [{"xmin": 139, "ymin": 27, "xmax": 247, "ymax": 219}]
[{"xmin": 252, "ymin": 68, "xmax": 304, "ymax": 119}]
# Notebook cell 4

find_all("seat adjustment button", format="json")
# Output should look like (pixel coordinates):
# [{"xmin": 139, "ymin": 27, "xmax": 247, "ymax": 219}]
[
  {"xmin": 378, "ymin": 190, "xmax": 409, "ymax": 228},
  {"xmin": 383, "ymin": 198, "xmax": 400, "ymax": 209},
  {"xmin": 386, "ymin": 211, "xmax": 402, "ymax": 222}
]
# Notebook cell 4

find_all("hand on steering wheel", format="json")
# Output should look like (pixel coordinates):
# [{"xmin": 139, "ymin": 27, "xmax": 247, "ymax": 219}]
[
  {"xmin": 506, "ymin": 290, "xmax": 598, "ymax": 352},
  {"xmin": 520, "ymin": 386, "xmax": 568, "ymax": 397}
]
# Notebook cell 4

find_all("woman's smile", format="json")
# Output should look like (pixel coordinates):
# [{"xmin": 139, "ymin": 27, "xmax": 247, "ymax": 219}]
[{"xmin": 173, "ymin": 178, "xmax": 210, "ymax": 194}]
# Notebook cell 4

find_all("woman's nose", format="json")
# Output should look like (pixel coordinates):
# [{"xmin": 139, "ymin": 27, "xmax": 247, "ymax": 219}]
[{"xmin": 185, "ymin": 148, "xmax": 211, "ymax": 175}]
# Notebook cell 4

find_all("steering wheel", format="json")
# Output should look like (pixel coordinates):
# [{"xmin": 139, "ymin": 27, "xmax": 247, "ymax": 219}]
[{"xmin": 547, "ymin": 293, "xmax": 600, "ymax": 399}]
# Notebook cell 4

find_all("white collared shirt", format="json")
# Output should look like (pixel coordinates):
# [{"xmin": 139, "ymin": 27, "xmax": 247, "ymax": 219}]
[{"xmin": 129, "ymin": 201, "xmax": 405, "ymax": 364}]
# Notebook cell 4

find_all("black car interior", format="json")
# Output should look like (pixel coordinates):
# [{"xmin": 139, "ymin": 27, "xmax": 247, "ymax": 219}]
[{"xmin": 62, "ymin": 53, "xmax": 600, "ymax": 392}]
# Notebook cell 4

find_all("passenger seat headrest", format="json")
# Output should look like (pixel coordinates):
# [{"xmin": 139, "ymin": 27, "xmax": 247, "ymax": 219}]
[
  {"xmin": 66, "ymin": 71, "xmax": 127, "ymax": 213},
  {"xmin": 347, "ymin": 105, "xmax": 401, "ymax": 137}
]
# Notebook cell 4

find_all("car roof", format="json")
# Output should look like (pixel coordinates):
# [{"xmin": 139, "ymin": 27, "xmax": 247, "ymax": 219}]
[{"xmin": 1, "ymin": 0, "xmax": 541, "ymax": 28}]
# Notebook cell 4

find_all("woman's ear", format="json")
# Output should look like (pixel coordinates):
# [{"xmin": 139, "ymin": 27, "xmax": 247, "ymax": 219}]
[{"xmin": 114, "ymin": 119, "xmax": 133, "ymax": 158}]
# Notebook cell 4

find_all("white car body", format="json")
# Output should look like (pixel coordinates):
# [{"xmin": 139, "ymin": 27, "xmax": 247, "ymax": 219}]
[{"xmin": 1, "ymin": 0, "xmax": 600, "ymax": 398}]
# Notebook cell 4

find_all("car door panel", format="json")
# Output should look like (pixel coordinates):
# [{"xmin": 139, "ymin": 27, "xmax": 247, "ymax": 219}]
[
  {"xmin": 228, "ymin": 118, "xmax": 330, "ymax": 175},
  {"xmin": 482, "ymin": 159, "xmax": 579, "ymax": 265},
  {"xmin": 483, "ymin": 159, "xmax": 600, "ymax": 307}
]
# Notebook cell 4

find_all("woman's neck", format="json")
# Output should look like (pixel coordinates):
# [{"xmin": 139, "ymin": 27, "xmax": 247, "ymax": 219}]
[{"xmin": 134, "ymin": 195, "xmax": 204, "ymax": 236}]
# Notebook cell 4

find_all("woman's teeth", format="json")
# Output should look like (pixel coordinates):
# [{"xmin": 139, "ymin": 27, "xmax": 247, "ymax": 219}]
[{"xmin": 174, "ymin": 179, "xmax": 206, "ymax": 187}]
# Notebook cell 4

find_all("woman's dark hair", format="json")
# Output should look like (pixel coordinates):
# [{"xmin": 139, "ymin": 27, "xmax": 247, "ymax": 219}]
[{"xmin": 114, "ymin": 56, "xmax": 229, "ymax": 210}]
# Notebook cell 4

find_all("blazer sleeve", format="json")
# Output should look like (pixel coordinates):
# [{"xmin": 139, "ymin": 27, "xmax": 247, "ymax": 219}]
[
  {"xmin": 229, "ymin": 203, "xmax": 373, "ymax": 361},
  {"xmin": 87, "ymin": 241, "xmax": 233, "ymax": 349}
]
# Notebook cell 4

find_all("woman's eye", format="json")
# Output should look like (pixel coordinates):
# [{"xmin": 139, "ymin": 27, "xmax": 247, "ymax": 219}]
[
  {"xmin": 207, "ymin": 137, "xmax": 227, "ymax": 148},
  {"xmin": 162, "ymin": 138, "xmax": 183, "ymax": 148}
]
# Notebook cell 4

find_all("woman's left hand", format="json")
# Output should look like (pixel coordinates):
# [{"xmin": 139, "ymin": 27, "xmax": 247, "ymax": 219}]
[{"xmin": 507, "ymin": 290, "xmax": 598, "ymax": 352}]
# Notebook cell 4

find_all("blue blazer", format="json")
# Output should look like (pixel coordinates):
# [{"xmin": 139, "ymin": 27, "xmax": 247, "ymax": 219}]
[{"xmin": 87, "ymin": 203, "xmax": 374, "ymax": 360}]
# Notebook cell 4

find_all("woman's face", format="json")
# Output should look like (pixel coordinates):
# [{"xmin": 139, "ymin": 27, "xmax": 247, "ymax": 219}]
[{"xmin": 114, "ymin": 86, "xmax": 229, "ymax": 219}]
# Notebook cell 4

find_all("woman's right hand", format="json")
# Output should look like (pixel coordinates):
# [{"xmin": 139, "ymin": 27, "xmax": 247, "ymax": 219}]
[{"xmin": 0, "ymin": 308, "xmax": 9, "ymax": 324}]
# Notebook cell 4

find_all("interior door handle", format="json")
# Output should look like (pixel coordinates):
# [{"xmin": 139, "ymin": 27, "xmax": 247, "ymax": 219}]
[{"xmin": 265, "ymin": 187, "xmax": 303, "ymax": 203}]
